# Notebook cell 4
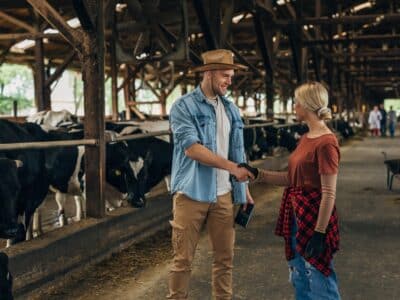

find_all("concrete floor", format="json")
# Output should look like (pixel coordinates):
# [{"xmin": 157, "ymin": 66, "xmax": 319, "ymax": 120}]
[
  {"xmin": 108, "ymin": 136, "xmax": 400, "ymax": 300},
  {"xmin": 32, "ymin": 135, "xmax": 400, "ymax": 300}
]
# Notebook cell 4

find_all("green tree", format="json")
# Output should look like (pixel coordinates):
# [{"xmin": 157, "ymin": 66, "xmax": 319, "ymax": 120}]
[{"xmin": 0, "ymin": 63, "xmax": 34, "ymax": 115}]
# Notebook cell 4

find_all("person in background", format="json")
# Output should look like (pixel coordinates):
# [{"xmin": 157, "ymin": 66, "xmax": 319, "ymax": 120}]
[
  {"xmin": 379, "ymin": 103, "xmax": 387, "ymax": 137},
  {"xmin": 167, "ymin": 49, "xmax": 254, "ymax": 300},
  {"xmin": 242, "ymin": 81, "xmax": 341, "ymax": 299},
  {"xmin": 388, "ymin": 106, "xmax": 397, "ymax": 138},
  {"xmin": 368, "ymin": 106, "xmax": 381, "ymax": 137}
]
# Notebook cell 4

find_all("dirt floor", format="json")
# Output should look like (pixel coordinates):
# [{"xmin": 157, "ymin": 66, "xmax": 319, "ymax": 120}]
[{"xmin": 20, "ymin": 134, "xmax": 400, "ymax": 299}]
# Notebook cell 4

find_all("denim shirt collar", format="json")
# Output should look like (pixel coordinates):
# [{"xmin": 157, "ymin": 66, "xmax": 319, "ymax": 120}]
[{"xmin": 193, "ymin": 85, "xmax": 232, "ymax": 108}]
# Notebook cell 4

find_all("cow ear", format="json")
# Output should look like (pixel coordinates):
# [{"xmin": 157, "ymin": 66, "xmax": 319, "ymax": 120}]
[{"xmin": 14, "ymin": 160, "xmax": 23, "ymax": 168}]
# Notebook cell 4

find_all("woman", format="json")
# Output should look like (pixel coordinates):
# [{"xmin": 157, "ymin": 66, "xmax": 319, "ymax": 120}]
[{"xmin": 243, "ymin": 82, "xmax": 341, "ymax": 299}]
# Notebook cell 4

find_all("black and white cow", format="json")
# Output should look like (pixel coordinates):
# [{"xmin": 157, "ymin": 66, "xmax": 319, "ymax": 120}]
[
  {"xmin": 0, "ymin": 159, "xmax": 21, "ymax": 240},
  {"xmin": 26, "ymin": 109, "xmax": 79, "ymax": 130},
  {"xmin": 106, "ymin": 123, "xmax": 173, "ymax": 206},
  {"xmin": 0, "ymin": 120, "xmax": 50, "ymax": 244},
  {"xmin": 0, "ymin": 252, "xmax": 13, "ymax": 300},
  {"xmin": 31, "ymin": 126, "xmax": 146, "ymax": 234}
]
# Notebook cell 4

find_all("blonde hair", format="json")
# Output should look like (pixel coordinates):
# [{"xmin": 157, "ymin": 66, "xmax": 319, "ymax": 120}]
[{"xmin": 294, "ymin": 81, "xmax": 332, "ymax": 120}]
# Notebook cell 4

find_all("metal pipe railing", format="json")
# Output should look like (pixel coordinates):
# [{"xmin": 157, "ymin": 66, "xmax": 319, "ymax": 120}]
[
  {"xmin": 243, "ymin": 122, "xmax": 275, "ymax": 129},
  {"xmin": 112, "ymin": 130, "xmax": 171, "ymax": 142},
  {"xmin": 0, "ymin": 139, "xmax": 97, "ymax": 151}
]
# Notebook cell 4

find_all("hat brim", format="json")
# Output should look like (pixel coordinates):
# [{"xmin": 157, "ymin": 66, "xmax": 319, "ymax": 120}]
[{"xmin": 191, "ymin": 63, "xmax": 248, "ymax": 73}]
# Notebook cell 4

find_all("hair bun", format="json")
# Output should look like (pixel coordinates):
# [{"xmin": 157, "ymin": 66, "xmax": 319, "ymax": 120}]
[{"xmin": 317, "ymin": 107, "xmax": 331, "ymax": 117}]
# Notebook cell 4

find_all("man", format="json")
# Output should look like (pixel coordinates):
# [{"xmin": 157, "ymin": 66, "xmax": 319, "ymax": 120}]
[
  {"xmin": 167, "ymin": 49, "xmax": 254, "ymax": 300},
  {"xmin": 379, "ymin": 103, "xmax": 387, "ymax": 137},
  {"xmin": 388, "ymin": 106, "xmax": 397, "ymax": 138}
]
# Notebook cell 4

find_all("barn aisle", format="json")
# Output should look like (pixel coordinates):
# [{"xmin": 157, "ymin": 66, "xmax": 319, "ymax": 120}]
[{"xmin": 26, "ymin": 135, "xmax": 400, "ymax": 300}]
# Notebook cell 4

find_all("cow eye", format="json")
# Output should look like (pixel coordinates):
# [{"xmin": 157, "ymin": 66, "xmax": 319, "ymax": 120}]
[{"xmin": 114, "ymin": 169, "xmax": 121, "ymax": 176}]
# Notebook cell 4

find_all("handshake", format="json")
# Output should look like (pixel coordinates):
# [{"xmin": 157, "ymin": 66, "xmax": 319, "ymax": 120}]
[{"xmin": 237, "ymin": 163, "xmax": 258, "ymax": 180}]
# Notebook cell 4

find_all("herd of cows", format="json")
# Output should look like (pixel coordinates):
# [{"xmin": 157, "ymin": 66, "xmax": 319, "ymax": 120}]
[{"xmin": 0, "ymin": 110, "xmax": 355, "ymax": 248}]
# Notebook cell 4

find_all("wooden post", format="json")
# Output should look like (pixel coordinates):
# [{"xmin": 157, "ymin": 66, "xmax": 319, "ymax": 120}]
[
  {"xmin": 253, "ymin": 6, "xmax": 275, "ymax": 119},
  {"xmin": 110, "ymin": 7, "xmax": 118, "ymax": 121},
  {"xmin": 123, "ymin": 67, "xmax": 132, "ymax": 120},
  {"xmin": 160, "ymin": 90, "xmax": 167, "ymax": 116},
  {"xmin": 33, "ymin": 11, "xmax": 49, "ymax": 111},
  {"xmin": 81, "ymin": 1, "xmax": 106, "ymax": 218}
]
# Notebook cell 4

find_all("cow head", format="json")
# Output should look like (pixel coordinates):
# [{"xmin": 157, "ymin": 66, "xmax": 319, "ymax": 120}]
[
  {"xmin": 0, "ymin": 159, "xmax": 21, "ymax": 239},
  {"xmin": 105, "ymin": 142, "xmax": 145, "ymax": 208}
]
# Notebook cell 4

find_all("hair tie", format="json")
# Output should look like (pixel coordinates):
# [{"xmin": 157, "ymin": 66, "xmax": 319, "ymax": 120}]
[{"xmin": 317, "ymin": 107, "xmax": 331, "ymax": 117}]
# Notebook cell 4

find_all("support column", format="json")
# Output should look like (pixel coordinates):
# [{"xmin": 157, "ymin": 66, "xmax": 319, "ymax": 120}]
[
  {"xmin": 81, "ymin": 1, "xmax": 106, "ymax": 218},
  {"xmin": 33, "ymin": 11, "xmax": 49, "ymax": 111},
  {"xmin": 123, "ymin": 67, "xmax": 132, "ymax": 120},
  {"xmin": 110, "ymin": 7, "xmax": 118, "ymax": 121},
  {"xmin": 253, "ymin": 3, "xmax": 275, "ymax": 119}
]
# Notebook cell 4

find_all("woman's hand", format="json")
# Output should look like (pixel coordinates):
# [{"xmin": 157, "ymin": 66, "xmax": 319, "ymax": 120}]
[
  {"xmin": 237, "ymin": 163, "xmax": 259, "ymax": 179},
  {"xmin": 304, "ymin": 231, "xmax": 326, "ymax": 259}
]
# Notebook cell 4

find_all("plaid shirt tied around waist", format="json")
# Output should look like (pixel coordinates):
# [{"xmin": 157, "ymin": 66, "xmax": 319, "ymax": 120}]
[{"xmin": 275, "ymin": 187, "xmax": 340, "ymax": 276}]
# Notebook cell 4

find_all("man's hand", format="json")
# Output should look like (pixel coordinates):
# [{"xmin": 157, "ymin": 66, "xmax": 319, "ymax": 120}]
[
  {"xmin": 230, "ymin": 164, "xmax": 254, "ymax": 182},
  {"xmin": 243, "ymin": 185, "xmax": 254, "ymax": 211},
  {"xmin": 304, "ymin": 231, "xmax": 326, "ymax": 259},
  {"xmin": 237, "ymin": 163, "xmax": 259, "ymax": 179}
]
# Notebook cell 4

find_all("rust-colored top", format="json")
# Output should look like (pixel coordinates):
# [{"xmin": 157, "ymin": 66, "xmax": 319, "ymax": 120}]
[{"xmin": 288, "ymin": 133, "xmax": 340, "ymax": 188}]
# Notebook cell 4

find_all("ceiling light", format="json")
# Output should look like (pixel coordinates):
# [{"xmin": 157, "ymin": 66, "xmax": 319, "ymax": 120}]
[
  {"xmin": 232, "ymin": 13, "xmax": 245, "ymax": 24},
  {"xmin": 44, "ymin": 28, "xmax": 59, "ymax": 34},
  {"xmin": 67, "ymin": 17, "xmax": 81, "ymax": 29},
  {"xmin": 351, "ymin": 1, "xmax": 374, "ymax": 13},
  {"xmin": 10, "ymin": 39, "xmax": 35, "ymax": 53},
  {"xmin": 116, "ymin": 3, "xmax": 127, "ymax": 12}
]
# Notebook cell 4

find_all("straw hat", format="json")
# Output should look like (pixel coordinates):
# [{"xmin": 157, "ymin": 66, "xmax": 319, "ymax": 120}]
[{"xmin": 191, "ymin": 49, "xmax": 247, "ymax": 72}]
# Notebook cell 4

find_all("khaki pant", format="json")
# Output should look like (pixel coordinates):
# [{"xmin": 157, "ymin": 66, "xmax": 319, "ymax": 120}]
[{"xmin": 167, "ymin": 192, "xmax": 235, "ymax": 300}]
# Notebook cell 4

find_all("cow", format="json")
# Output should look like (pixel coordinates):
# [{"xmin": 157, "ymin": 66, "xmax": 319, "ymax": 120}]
[
  {"xmin": 0, "ymin": 120, "xmax": 50, "ymax": 245},
  {"xmin": 26, "ymin": 109, "xmax": 79, "ymax": 130},
  {"xmin": 106, "ymin": 123, "xmax": 173, "ymax": 206},
  {"xmin": 31, "ymin": 126, "xmax": 146, "ymax": 235},
  {"xmin": 0, "ymin": 159, "xmax": 21, "ymax": 240},
  {"xmin": 0, "ymin": 252, "xmax": 13, "ymax": 300}
]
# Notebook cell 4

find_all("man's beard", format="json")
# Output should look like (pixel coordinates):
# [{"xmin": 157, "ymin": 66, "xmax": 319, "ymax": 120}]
[{"xmin": 210, "ymin": 77, "xmax": 225, "ymax": 97}]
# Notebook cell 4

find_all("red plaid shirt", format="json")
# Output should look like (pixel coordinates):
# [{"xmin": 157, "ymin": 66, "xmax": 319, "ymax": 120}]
[{"xmin": 275, "ymin": 187, "xmax": 340, "ymax": 276}]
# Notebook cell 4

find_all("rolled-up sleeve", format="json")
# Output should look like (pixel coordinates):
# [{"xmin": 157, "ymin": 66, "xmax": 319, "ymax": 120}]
[{"xmin": 170, "ymin": 101, "xmax": 200, "ymax": 150}]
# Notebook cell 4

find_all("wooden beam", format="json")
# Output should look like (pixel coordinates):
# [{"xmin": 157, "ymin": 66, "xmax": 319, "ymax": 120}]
[
  {"xmin": 123, "ymin": 67, "xmax": 132, "ymax": 120},
  {"xmin": 158, "ymin": 24, "xmax": 201, "ymax": 64},
  {"xmin": 143, "ymin": 80, "xmax": 160, "ymax": 98},
  {"xmin": 225, "ymin": 42, "xmax": 262, "ymax": 77},
  {"xmin": 253, "ymin": 7, "xmax": 275, "ymax": 118},
  {"xmin": 0, "ymin": 32, "xmax": 61, "ymax": 41},
  {"xmin": 82, "ymin": 1, "xmax": 106, "ymax": 218},
  {"xmin": 192, "ymin": 0, "xmax": 218, "ymax": 49},
  {"xmin": 303, "ymin": 35, "xmax": 400, "ymax": 46},
  {"xmin": 110, "ymin": 5, "xmax": 118, "ymax": 121},
  {"xmin": 0, "ymin": 43, "xmax": 13, "ymax": 67},
  {"xmin": 128, "ymin": 101, "xmax": 160, "ymax": 105},
  {"xmin": 0, "ymin": 11, "xmax": 36, "ymax": 33},
  {"xmin": 27, "ymin": 0, "xmax": 81, "ymax": 51},
  {"xmin": 33, "ymin": 11, "xmax": 49, "ymax": 111},
  {"xmin": 276, "ymin": 13, "xmax": 400, "ymax": 26},
  {"xmin": 45, "ymin": 50, "xmax": 76, "ymax": 88}
]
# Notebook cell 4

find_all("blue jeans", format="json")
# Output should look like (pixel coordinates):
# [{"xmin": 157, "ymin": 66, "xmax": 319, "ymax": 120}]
[
  {"xmin": 389, "ymin": 122, "xmax": 395, "ymax": 138},
  {"xmin": 288, "ymin": 222, "xmax": 341, "ymax": 300}
]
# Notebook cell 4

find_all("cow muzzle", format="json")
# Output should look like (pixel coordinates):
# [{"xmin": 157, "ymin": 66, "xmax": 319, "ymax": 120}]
[
  {"xmin": 126, "ymin": 193, "xmax": 146, "ymax": 208},
  {"xmin": 0, "ymin": 222, "xmax": 19, "ymax": 239}
]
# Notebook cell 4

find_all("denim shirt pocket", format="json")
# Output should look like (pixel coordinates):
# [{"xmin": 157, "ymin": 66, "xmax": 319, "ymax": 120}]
[
  {"xmin": 231, "ymin": 120, "xmax": 244, "ymax": 149},
  {"xmin": 195, "ymin": 114, "xmax": 214, "ymax": 149}
]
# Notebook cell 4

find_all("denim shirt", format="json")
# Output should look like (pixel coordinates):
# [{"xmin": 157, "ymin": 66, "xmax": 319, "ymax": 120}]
[{"xmin": 169, "ymin": 86, "xmax": 247, "ymax": 204}]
